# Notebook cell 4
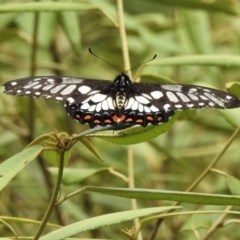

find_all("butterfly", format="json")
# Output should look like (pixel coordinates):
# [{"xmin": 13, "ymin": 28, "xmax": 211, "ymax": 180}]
[{"xmin": 3, "ymin": 73, "xmax": 240, "ymax": 129}]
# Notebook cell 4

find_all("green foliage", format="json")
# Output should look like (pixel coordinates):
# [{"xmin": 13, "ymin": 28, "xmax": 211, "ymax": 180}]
[{"xmin": 1, "ymin": 0, "xmax": 240, "ymax": 240}]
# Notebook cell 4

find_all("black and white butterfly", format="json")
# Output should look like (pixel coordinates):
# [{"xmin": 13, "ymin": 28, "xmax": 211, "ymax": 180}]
[{"xmin": 3, "ymin": 73, "xmax": 240, "ymax": 129}]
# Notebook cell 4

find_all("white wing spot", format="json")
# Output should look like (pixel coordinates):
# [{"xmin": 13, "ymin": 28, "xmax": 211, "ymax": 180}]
[
  {"xmin": 125, "ymin": 97, "xmax": 134, "ymax": 109},
  {"xmin": 208, "ymin": 102, "xmax": 215, "ymax": 106},
  {"xmin": 91, "ymin": 93, "xmax": 107, "ymax": 103},
  {"xmin": 144, "ymin": 106, "xmax": 151, "ymax": 112},
  {"xmin": 150, "ymin": 105, "xmax": 159, "ymax": 112},
  {"xmin": 198, "ymin": 102, "xmax": 205, "ymax": 106},
  {"xmin": 107, "ymin": 97, "xmax": 115, "ymax": 110},
  {"xmin": 188, "ymin": 88, "xmax": 197, "ymax": 93},
  {"xmin": 226, "ymin": 95, "xmax": 232, "ymax": 100},
  {"xmin": 60, "ymin": 85, "xmax": 77, "ymax": 95},
  {"xmin": 132, "ymin": 101, "xmax": 139, "ymax": 110},
  {"xmin": 47, "ymin": 78, "xmax": 55, "ymax": 83},
  {"xmin": 202, "ymin": 88, "xmax": 211, "ymax": 92},
  {"xmin": 81, "ymin": 103, "xmax": 90, "ymax": 110},
  {"xmin": 16, "ymin": 90, "xmax": 22, "ymax": 94},
  {"xmin": 23, "ymin": 82, "xmax": 40, "ymax": 89},
  {"xmin": 163, "ymin": 104, "xmax": 171, "ymax": 111},
  {"xmin": 67, "ymin": 97, "xmax": 75, "ymax": 104},
  {"xmin": 88, "ymin": 90, "xmax": 100, "ymax": 95},
  {"xmin": 135, "ymin": 95, "xmax": 150, "ymax": 104},
  {"xmin": 176, "ymin": 92, "xmax": 190, "ymax": 102},
  {"xmin": 166, "ymin": 91, "xmax": 179, "ymax": 102},
  {"xmin": 78, "ymin": 85, "xmax": 91, "ymax": 94},
  {"xmin": 162, "ymin": 84, "xmax": 182, "ymax": 91},
  {"xmin": 175, "ymin": 104, "xmax": 183, "ymax": 109},
  {"xmin": 187, "ymin": 103, "xmax": 194, "ymax": 108},
  {"xmin": 35, "ymin": 92, "xmax": 41, "ymax": 96},
  {"xmin": 33, "ymin": 84, "xmax": 43, "ymax": 89},
  {"xmin": 88, "ymin": 105, "xmax": 96, "ymax": 111},
  {"xmin": 56, "ymin": 96, "xmax": 63, "ymax": 101},
  {"xmin": 62, "ymin": 78, "xmax": 83, "ymax": 84},
  {"xmin": 42, "ymin": 85, "xmax": 54, "ymax": 90},
  {"xmin": 102, "ymin": 100, "xmax": 109, "ymax": 110},
  {"xmin": 138, "ymin": 103, "xmax": 144, "ymax": 112},
  {"xmin": 200, "ymin": 95, "xmax": 208, "ymax": 100},
  {"xmin": 151, "ymin": 91, "xmax": 163, "ymax": 99},
  {"xmin": 10, "ymin": 82, "xmax": 17, "ymax": 86},
  {"xmin": 188, "ymin": 94, "xmax": 199, "ymax": 101},
  {"xmin": 96, "ymin": 103, "xmax": 102, "ymax": 112},
  {"xmin": 25, "ymin": 91, "xmax": 31, "ymax": 94},
  {"xmin": 204, "ymin": 92, "xmax": 219, "ymax": 103},
  {"xmin": 50, "ymin": 85, "xmax": 66, "ymax": 93},
  {"xmin": 142, "ymin": 93, "xmax": 152, "ymax": 100}
]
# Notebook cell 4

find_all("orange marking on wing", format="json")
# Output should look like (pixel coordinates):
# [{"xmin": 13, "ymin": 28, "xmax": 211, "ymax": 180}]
[
  {"xmin": 104, "ymin": 119, "xmax": 111, "ymax": 123},
  {"xmin": 126, "ymin": 118, "xmax": 133, "ymax": 123},
  {"xmin": 75, "ymin": 114, "xmax": 81, "ymax": 119},
  {"xmin": 84, "ymin": 115, "xmax": 91, "ymax": 120},
  {"xmin": 136, "ymin": 119, "xmax": 143, "ymax": 123},
  {"xmin": 157, "ymin": 116, "xmax": 162, "ymax": 121},
  {"xmin": 112, "ymin": 114, "xmax": 126, "ymax": 122},
  {"xmin": 94, "ymin": 119, "xmax": 101, "ymax": 124},
  {"xmin": 146, "ymin": 116, "xmax": 154, "ymax": 121}
]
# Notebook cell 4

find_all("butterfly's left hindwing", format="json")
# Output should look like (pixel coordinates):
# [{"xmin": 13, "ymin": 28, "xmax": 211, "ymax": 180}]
[{"xmin": 3, "ymin": 73, "xmax": 240, "ymax": 129}]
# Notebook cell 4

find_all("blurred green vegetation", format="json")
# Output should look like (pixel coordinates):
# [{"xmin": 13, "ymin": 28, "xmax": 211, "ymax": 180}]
[{"xmin": 1, "ymin": 0, "xmax": 240, "ymax": 239}]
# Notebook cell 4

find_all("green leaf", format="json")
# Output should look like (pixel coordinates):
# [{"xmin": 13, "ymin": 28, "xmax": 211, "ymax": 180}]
[
  {"xmin": 83, "ymin": 187, "xmax": 240, "ymax": 206},
  {"xmin": 156, "ymin": 0, "xmax": 237, "ymax": 15},
  {"xmin": 180, "ymin": 214, "xmax": 212, "ymax": 232},
  {"xmin": 227, "ymin": 176, "xmax": 240, "ymax": 196},
  {"xmin": 218, "ymin": 109, "xmax": 240, "ymax": 128},
  {"xmin": 58, "ymin": 3, "xmax": 81, "ymax": 55},
  {"xmin": 148, "ymin": 55, "xmax": 240, "ymax": 68},
  {"xmin": 179, "ymin": 10, "xmax": 213, "ymax": 54},
  {"xmin": 80, "ymin": 138, "xmax": 104, "ymax": 162},
  {"xmin": 86, "ymin": 112, "xmax": 180, "ymax": 145},
  {"xmin": 48, "ymin": 167, "xmax": 110, "ymax": 185},
  {"xmin": 178, "ymin": 110, "xmax": 197, "ymax": 121},
  {"xmin": 40, "ymin": 206, "xmax": 180, "ymax": 240},
  {"xmin": 0, "ymin": 13, "xmax": 17, "ymax": 32},
  {"xmin": 0, "ymin": 2, "xmax": 92, "ymax": 13},
  {"xmin": 0, "ymin": 145, "xmax": 43, "ymax": 192},
  {"xmin": 38, "ymin": 12, "xmax": 57, "ymax": 49},
  {"xmin": 226, "ymin": 82, "xmax": 240, "ymax": 98}
]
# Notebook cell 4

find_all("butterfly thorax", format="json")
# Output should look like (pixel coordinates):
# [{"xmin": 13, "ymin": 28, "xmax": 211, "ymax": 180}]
[{"xmin": 112, "ymin": 73, "xmax": 135, "ymax": 112}]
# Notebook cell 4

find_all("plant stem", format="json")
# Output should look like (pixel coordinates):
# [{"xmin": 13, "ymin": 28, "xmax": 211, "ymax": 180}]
[
  {"xmin": 33, "ymin": 150, "xmax": 65, "ymax": 239},
  {"xmin": 116, "ymin": 1, "xmax": 142, "ymax": 240}
]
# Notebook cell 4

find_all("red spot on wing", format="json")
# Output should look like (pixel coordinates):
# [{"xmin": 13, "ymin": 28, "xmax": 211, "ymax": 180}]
[
  {"xmin": 136, "ymin": 119, "xmax": 143, "ymax": 123},
  {"xmin": 75, "ymin": 114, "xmax": 81, "ymax": 119},
  {"xmin": 84, "ymin": 115, "xmax": 91, "ymax": 120},
  {"xmin": 104, "ymin": 119, "xmax": 112, "ymax": 123},
  {"xmin": 94, "ymin": 119, "xmax": 101, "ymax": 124},
  {"xmin": 146, "ymin": 116, "xmax": 154, "ymax": 121},
  {"xmin": 126, "ymin": 118, "xmax": 133, "ymax": 123},
  {"xmin": 112, "ymin": 114, "xmax": 126, "ymax": 122}
]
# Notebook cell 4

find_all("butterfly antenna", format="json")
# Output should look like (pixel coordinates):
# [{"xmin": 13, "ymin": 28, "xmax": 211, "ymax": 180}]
[
  {"xmin": 89, "ymin": 48, "xmax": 121, "ymax": 72},
  {"xmin": 125, "ymin": 54, "xmax": 157, "ymax": 73}
]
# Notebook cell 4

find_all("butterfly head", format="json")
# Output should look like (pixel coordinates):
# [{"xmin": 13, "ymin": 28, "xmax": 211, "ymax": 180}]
[{"xmin": 114, "ymin": 73, "xmax": 132, "ymax": 90}]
